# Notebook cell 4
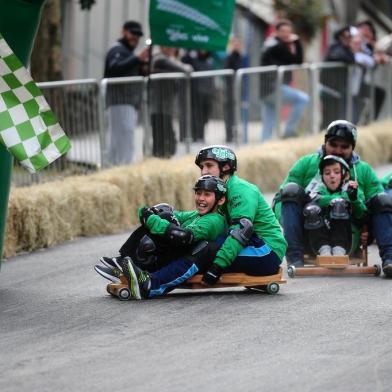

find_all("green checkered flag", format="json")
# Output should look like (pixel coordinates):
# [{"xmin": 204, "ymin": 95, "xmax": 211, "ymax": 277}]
[{"xmin": 0, "ymin": 33, "xmax": 71, "ymax": 173}]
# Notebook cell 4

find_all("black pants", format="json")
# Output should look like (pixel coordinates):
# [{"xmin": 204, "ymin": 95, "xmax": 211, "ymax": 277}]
[
  {"xmin": 151, "ymin": 113, "xmax": 176, "ymax": 158},
  {"xmin": 119, "ymin": 226, "xmax": 190, "ymax": 272},
  {"xmin": 308, "ymin": 219, "xmax": 352, "ymax": 254}
]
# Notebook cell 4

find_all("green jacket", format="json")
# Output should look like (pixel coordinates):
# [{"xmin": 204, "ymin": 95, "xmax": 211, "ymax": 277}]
[
  {"xmin": 274, "ymin": 149, "xmax": 383, "ymax": 221},
  {"xmin": 306, "ymin": 178, "xmax": 367, "ymax": 220},
  {"xmin": 380, "ymin": 172, "xmax": 392, "ymax": 190},
  {"xmin": 213, "ymin": 175, "xmax": 287, "ymax": 269},
  {"xmin": 139, "ymin": 208, "xmax": 226, "ymax": 242}
]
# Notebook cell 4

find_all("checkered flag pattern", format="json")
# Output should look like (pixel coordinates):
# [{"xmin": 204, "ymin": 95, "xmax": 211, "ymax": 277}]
[{"xmin": 0, "ymin": 33, "xmax": 71, "ymax": 173}]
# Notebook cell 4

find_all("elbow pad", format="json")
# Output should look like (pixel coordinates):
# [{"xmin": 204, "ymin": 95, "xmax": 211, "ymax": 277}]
[{"xmin": 229, "ymin": 218, "xmax": 254, "ymax": 246}]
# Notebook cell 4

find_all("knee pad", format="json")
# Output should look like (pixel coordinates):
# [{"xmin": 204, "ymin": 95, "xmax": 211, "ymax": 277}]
[
  {"xmin": 281, "ymin": 183, "xmax": 306, "ymax": 206},
  {"xmin": 164, "ymin": 224, "xmax": 194, "ymax": 246},
  {"xmin": 329, "ymin": 198, "xmax": 350, "ymax": 220},
  {"xmin": 188, "ymin": 241, "xmax": 219, "ymax": 271},
  {"xmin": 368, "ymin": 193, "xmax": 392, "ymax": 214},
  {"xmin": 303, "ymin": 203, "xmax": 324, "ymax": 229},
  {"xmin": 153, "ymin": 203, "xmax": 180, "ymax": 226},
  {"xmin": 229, "ymin": 218, "xmax": 254, "ymax": 246}
]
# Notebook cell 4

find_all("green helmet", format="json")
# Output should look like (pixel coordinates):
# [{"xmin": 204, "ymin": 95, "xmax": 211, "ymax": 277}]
[
  {"xmin": 193, "ymin": 175, "xmax": 227, "ymax": 201},
  {"xmin": 325, "ymin": 120, "xmax": 357, "ymax": 147},
  {"xmin": 195, "ymin": 145, "xmax": 237, "ymax": 175}
]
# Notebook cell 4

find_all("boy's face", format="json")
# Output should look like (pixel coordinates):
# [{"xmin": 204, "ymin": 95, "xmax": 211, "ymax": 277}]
[
  {"xmin": 194, "ymin": 190, "xmax": 224, "ymax": 215},
  {"xmin": 199, "ymin": 159, "xmax": 220, "ymax": 177},
  {"xmin": 322, "ymin": 162, "xmax": 343, "ymax": 191}
]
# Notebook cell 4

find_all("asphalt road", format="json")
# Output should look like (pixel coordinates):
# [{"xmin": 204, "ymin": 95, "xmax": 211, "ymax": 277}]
[{"xmin": 1, "ymin": 166, "xmax": 392, "ymax": 392}]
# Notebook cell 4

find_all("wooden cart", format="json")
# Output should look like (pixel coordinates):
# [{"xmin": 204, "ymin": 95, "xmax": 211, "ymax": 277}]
[
  {"xmin": 287, "ymin": 246, "xmax": 381, "ymax": 278},
  {"xmin": 106, "ymin": 268, "xmax": 287, "ymax": 300}
]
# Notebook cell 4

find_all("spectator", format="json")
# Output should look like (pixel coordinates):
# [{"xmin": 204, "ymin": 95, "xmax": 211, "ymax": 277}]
[
  {"xmin": 321, "ymin": 26, "xmax": 355, "ymax": 129},
  {"xmin": 182, "ymin": 50, "xmax": 215, "ymax": 142},
  {"xmin": 224, "ymin": 36, "xmax": 246, "ymax": 143},
  {"xmin": 104, "ymin": 21, "xmax": 149, "ymax": 165},
  {"xmin": 356, "ymin": 20, "xmax": 388, "ymax": 120},
  {"xmin": 150, "ymin": 46, "xmax": 192, "ymax": 158},
  {"xmin": 260, "ymin": 19, "xmax": 309, "ymax": 141},
  {"xmin": 349, "ymin": 33, "xmax": 376, "ymax": 123}
]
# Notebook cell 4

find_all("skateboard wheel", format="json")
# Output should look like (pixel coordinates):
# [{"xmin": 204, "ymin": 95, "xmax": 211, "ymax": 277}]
[
  {"xmin": 118, "ymin": 288, "xmax": 131, "ymax": 301},
  {"xmin": 374, "ymin": 264, "xmax": 381, "ymax": 276},
  {"xmin": 266, "ymin": 282, "xmax": 279, "ymax": 294},
  {"xmin": 287, "ymin": 266, "xmax": 296, "ymax": 278}
]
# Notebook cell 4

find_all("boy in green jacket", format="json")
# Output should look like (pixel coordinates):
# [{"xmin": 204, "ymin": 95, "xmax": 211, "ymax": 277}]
[
  {"xmin": 304, "ymin": 155, "xmax": 367, "ymax": 256},
  {"xmin": 275, "ymin": 119, "xmax": 392, "ymax": 277},
  {"xmin": 194, "ymin": 145, "xmax": 287, "ymax": 285},
  {"xmin": 94, "ymin": 175, "xmax": 227, "ymax": 299}
]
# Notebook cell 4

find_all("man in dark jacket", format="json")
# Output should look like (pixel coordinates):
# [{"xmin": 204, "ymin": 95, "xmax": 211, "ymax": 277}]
[
  {"xmin": 103, "ymin": 21, "xmax": 149, "ymax": 165},
  {"xmin": 260, "ymin": 19, "xmax": 309, "ymax": 141}
]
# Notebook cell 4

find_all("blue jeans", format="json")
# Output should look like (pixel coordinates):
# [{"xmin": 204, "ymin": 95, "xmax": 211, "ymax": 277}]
[
  {"xmin": 371, "ymin": 212, "xmax": 392, "ymax": 260},
  {"xmin": 281, "ymin": 202, "xmax": 305, "ymax": 262},
  {"xmin": 261, "ymin": 85, "xmax": 309, "ymax": 141}
]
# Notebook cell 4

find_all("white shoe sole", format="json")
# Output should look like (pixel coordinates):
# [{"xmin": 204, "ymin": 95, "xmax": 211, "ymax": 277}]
[{"xmin": 94, "ymin": 265, "xmax": 121, "ymax": 283}]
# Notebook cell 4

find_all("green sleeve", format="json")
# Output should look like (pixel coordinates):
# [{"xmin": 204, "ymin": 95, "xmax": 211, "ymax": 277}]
[
  {"xmin": 280, "ymin": 154, "xmax": 318, "ymax": 189},
  {"xmin": 357, "ymin": 163, "xmax": 383, "ymax": 200},
  {"xmin": 214, "ymin": 181, "xmax": 258, "ymax": 269},
  {"xmin": 380, "ymin": 173, "xmax": 392, "ymax": 190}
]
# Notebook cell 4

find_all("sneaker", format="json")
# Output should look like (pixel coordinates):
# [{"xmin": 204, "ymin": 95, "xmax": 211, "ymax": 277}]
[
  {"xmin": 94, "ymin": 264, "xmax": 122, "ymax": 283},
  {"xmin": 332, "ymin": 246, "xmax": 346, "ymax": 256},
  {"xmin": 99, "ymin": 256, "xmax": 123, "ymax": 271},
  {"xmin": 287, "ymin": 258, "xmax": 304, "ymax": 268},
  {"xmin": 318, "ymin": 245, "xmax": 332, "ymax": 256},
  {"xmin": 120, "ymin": 257, "xmax": 151, "ymax": 300},
  {"xmin": 382, "ymin": 258, "xmax": 392, "ymax": 277}
]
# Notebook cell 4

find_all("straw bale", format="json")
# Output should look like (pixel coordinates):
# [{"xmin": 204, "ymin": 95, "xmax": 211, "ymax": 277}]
[{"xmin": 4, "ymin": 120, "xmax": 392, "ymax": 258}]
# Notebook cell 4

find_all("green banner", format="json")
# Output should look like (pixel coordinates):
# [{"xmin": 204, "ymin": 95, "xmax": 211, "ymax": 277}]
[{"xmin": 149, "ymin": 0, "xmax": 235, "ymax": 51}]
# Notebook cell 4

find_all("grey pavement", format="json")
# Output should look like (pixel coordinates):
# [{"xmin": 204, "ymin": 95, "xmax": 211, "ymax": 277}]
[{"xmin": 1, "ymin": 166, "xmax": 392, "ymax": 392}]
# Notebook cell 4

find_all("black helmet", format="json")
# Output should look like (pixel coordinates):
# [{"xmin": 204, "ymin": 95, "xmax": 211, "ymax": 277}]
[
  {"xmin": 325, "ymin": 120, "xmax": 357, "ymax": 147},
  {"xmin": 319, "ymin": 155, "xmax": 350, "ymax": 177},
  {"xmin": 193, "ymin": 175, "xmax": 227, "ymax": 201},
  {"xmin": 195, "ymin": 145, "xmax": 237, "ymax": 175}
]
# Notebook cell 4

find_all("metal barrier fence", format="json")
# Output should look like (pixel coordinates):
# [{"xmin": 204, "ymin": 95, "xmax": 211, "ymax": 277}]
[{"xmin": 11, "ymin": 62, "xmax": 392, "ymax": 186}]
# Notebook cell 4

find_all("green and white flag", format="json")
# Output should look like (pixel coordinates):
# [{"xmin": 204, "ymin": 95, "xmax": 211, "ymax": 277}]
[
  {"xmin": 0, "ymin": 33, "xmax": 71, "ymax": 173},
  {"xmin": 149, "ymin": 0, "xmax": 235, "ymax": 51}
]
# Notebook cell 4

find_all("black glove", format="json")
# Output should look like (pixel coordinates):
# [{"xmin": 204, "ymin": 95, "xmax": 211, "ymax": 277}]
[
  {"xmin": 202, "ymin": 263, "xmax": 223, "ymax": 285},
  {"xmin": 347, "ymin": 185, "xmax": 358, "ymax": 201},
  {"xmin": 139, "ymin": 207, "xmax": 156, "ymax": 226}
]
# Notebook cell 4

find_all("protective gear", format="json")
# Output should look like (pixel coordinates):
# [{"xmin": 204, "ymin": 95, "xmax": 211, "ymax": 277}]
[
  {"xmin": 139, "ymin": 207, "xmax": 155, "ymax": 226},
  {"xmin": 193, "ymin": 175, "xmax": 227, "ymax": 201},
  {"xmin": 142, "ymin": 203, "xmax": 180, "ymax": 227},
  {"xmin": 303, "ymin": 203, "xmax": 324, "ymax": 229},
  {"xmin": 195, "ymin": 145, "xmax": 237, "ymax": 175},
  {"xmin": 347, "ymin": 184, "xmax": 358, "ymax": 201},
  {"xmin": 188, "ymin": 241, "xmax": 219, "ymax": 271},
  {"xmin": 135, "ymin": 234, "xmax": 158, "ymax": 269},
  {"xmin": 202, "ymin": 263, "xmax": 223, "ymax": 285},
  {"xmin": 164, "ymin": 224, "xmax": 194, "ymax": 246},
  {"xmin": 281, "ymin": 183, "xmax": 306, "ymax": 206},
  {"xmin": 329, "ymin": 198, "xmax": 350, "ymax": 220},
  {"xmin": 368, "ymin": 193, "xmax": 392, "ymax": 214},
  {"xmin": 319, "ymin": 155, "xmax": 350, "ymax": 177},
  {"xmin": 388, "ymin": 178, "xmax": 392, "ymax": 190},
  {"xmin": 325, "ymin": 120, "xmax": 357, "ymax": 147},
  {"xmin": 229, "ymin": 218, "xmax": 254, "ymax": 246}
]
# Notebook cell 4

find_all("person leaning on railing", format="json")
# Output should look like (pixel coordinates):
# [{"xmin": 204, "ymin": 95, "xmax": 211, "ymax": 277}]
[{"xmin": 260, "ymin": 19, "xmax": 309, "ymax": 141}]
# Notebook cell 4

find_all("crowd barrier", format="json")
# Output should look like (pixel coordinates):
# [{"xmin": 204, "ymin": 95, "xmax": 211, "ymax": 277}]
[{"xmin": 11, "ymin": 62, "xmax": 392, "ymax": 186}]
